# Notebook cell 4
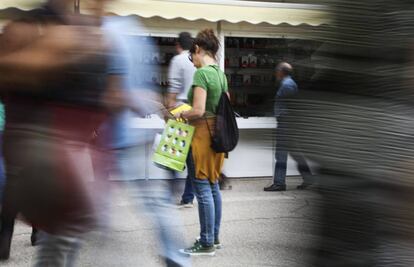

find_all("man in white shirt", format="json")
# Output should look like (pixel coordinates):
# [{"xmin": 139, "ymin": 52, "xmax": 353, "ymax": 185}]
[
  {"xmin": 166, "ymin": 32, "xmax": 196, "ymax": 108},
  {"xmin": 166, "ymin": 32, "xmax": 196, "ymax": 207}
]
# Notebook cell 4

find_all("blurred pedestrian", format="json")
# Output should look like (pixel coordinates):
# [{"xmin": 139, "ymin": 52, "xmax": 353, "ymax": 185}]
[
  {"xmin": 176, "ymin": 29, "xmax": 226, "ymax": 256},
  {"xmin": 264, "ymin": 62, "xmax": 313, "ymax": 192},
  {"xmin": 166, "ymin": 32, "xmax": 197, "ymax": 208},
  {"xmin": 289, "ymin": 1, "xmax": 414, "ymax": 266},
  {"xmin": 0, "ymin": 0, "xmax": 114, "ymax": 264},
  {"xmin": 91, "ymin": 3, "xmax": 191, "ymax": 267},
  {"xmin": 0, "ymin": 102, "xmax": 5, "ymax": 199}
]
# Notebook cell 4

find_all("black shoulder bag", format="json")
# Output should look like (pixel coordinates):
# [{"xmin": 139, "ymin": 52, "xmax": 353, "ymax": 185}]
[{"xmin": 205, "ymin": 66, "xmax": 239, "ymax": 153}]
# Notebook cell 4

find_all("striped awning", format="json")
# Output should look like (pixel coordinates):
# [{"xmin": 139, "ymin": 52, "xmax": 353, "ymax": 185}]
[
  {"xmin": 106, "ymin": 0, "xmax": 329, "ymax": 26},
  {"xmin": 0, "ymin": 0, "xmax": 329, "ymax": 26},
  {"xmin": 0, "ymin": 0, "xmax": 44, "ymax": 10}
]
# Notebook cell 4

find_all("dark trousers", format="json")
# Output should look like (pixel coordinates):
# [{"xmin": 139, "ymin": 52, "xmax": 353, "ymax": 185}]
[
  {"xmin": 179, "ymin": 151, "xmax": 195, "ymax": 204},
  {"xmin": 181, "ymin": 175, "xmax": 194, "ymax": 203},
  {"xmin": 273, "ymin": 118, "xmax": 312, "ymax": 186}
]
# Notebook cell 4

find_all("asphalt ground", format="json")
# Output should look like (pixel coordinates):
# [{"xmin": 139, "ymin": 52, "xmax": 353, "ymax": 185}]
[{"xmin": 2, "ymin": 177, "xmax": 320, "ymax": 267}]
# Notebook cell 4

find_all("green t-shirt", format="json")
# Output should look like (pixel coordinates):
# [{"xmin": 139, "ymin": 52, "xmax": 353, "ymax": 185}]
[{"xmin": 188, "ymin": 65, "xmax": 228, "ymax": 115}]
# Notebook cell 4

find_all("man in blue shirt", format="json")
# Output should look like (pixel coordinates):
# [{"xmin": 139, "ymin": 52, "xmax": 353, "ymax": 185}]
[{"xmin": 264, "ymin": 62, "xmax": 313, "ymax": 192}]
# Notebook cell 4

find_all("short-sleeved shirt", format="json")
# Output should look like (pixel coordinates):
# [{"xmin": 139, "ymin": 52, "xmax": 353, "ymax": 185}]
[
  {"xmin": 188, "ymin": 65, "xmax": 228, "ymax": 116},
  {"xmin": 168, "ymin": 51, "xmax": 196, "ymax": 101}
]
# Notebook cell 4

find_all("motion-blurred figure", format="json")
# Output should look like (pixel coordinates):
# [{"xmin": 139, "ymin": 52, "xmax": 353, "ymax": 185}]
[
  {"xmin": 288, "ymin": 1, "xmax": 414, "ymax": 266},
  {"xmin": 0, "ymin": 102, "xmax": 5, "ymax": 198},
  {"xmin": 264, "ymin": 62, "xmax": 312, "ymax": 192},
  {"xmin": 91, "ymin": 3, "xmax": 191, "ymax": 267},
  {"xmin": 0, "ymin": 0, "xmax": 116, "ymax": 264},
  {"xmin": 166, "ymin": 32, "xmax": 196, "ymax": 208}
]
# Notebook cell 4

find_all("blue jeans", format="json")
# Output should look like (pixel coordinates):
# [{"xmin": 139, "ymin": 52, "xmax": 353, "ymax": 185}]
[
  {"xmin": 188, "ymin": 150, "xmax": 222, "ymax": 247},
  {"xmin": 274, "ymin": 118, "xmax": 312, "ymax": 186}
]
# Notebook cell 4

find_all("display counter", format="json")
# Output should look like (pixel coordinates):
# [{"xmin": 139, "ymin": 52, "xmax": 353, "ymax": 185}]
[{"xmin": 124, "ymin": 115, "xmax": 300, "ymax": 180}]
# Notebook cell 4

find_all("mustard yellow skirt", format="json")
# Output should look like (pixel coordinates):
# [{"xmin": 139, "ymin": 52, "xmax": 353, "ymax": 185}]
[{"xmin": 190, "ymin": 118, "xmax": 225, "ymax": 183}]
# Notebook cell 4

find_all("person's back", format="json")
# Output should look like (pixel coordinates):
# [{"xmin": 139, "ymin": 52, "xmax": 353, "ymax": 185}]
[
  {"xmin": 188, "ymin": 64, "xmax": 227, "ymax": 116},
  {"xmin": 274, "ymin": 72, "xmax": 298, "ymax": 118},
  {"xmin": 170, "ymin": 52, "xmax": 196, "ymax": 101},
  {"xmin": 167, "ymin": 32, "xmax": 196, "ymax": 108}
]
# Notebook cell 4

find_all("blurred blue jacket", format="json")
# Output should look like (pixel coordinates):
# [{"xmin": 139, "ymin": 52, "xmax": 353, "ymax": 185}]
[
  {"xmin": 274, "ymin": 76, "xmax": 298, "ymax": 118},
  {"xmin": 98, "ymin": 16, "xmax": 160, "ymax": 149}
]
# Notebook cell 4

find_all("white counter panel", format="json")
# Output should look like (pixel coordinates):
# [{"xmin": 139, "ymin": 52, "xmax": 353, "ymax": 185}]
[
  {"xmin": 114, "ymin": 116, "xmax": 300, "ymax": 179},
  {"xmin": 130, "ymin": 116, "xmax": 277, "ymax": 130},
  {"xmin": 222, "ymin": 129, "xmax": 300, "ymax": 178}
]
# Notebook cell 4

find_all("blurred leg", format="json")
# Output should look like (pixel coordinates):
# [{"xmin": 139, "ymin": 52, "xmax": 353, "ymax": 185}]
[
  {"xmin": 0, "ymin": 178, "xmax": 18, "ymax": 260},
  {"xmin": 314, "ymin": 171, "xmax": 376, "ymax": 267},
  {"xmin": 129, "ymin": 180, "xmax": 190, "ymax": 267},
  {"xmin": 34, "ymin": 232, "xmax": 82, "ymax": 267},
  {"xmin": 290, "ymin": 148, "xmax": 313, "ymax": 185},
  {"xmin": 31, "ymin": 227, "xmax": 40, "ymax": 246}
]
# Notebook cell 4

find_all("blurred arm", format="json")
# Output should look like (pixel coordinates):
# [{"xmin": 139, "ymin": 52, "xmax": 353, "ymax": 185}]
[
  {"xmin": 277, "ymin": 81, "xmax": 297, "ymax": 98},
  {"xmin": 0, "ymin": 23, "xmax": 95, "ymax": 89}
]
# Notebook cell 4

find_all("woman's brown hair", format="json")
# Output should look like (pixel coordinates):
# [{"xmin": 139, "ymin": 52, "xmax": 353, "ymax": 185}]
[{"xmin": 190, "ymin": 28, "xmax": 220, "ymax": 58}]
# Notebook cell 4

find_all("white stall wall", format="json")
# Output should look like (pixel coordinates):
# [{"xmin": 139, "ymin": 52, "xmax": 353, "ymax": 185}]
[{"xmin": 106, "ymin": 116, "xmax": 302, "ymax": 180}]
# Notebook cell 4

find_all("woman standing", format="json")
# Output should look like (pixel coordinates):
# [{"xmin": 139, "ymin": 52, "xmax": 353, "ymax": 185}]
[{"xmin": 177, "ymin": 29, "xmax": 227, "ymax": 256}]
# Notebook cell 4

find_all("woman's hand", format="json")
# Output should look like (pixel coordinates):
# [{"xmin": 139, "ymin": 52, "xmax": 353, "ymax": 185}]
[
  {"xmin": 163, "ymin": 113, "xmax": 174, "ymax": 122},
  {"xmin": 174, "ymin": 112, "xmax": 182, "ymax": 120}
]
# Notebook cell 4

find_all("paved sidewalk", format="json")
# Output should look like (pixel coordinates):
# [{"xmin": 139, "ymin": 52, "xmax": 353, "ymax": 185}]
[{"xmin": 3, "ymin": 177, "xmax": 320, "ymax": 267}]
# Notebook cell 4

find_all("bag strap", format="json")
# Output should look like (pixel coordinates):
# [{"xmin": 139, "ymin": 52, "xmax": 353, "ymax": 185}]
[
  {"xmin": 211, "ymin": 65, "xmax": 226, "ymax": 94},
  {"xmin": 203, "ymin": 65, "xmax": 224, "ymax": 138}
]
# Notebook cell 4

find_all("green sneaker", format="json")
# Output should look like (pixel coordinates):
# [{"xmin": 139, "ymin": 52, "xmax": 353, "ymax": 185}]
[
  {"xmin": 195, "ymin": 237, "xmax": 222, "ymax": 249},
  {"xmin": 179, "ymin": 242, "xmax": 215, "ymax": 256}
]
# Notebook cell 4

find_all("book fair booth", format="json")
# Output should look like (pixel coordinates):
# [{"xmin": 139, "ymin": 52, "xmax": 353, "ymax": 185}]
[{"xmin": 0, "ymin": 0, "xmax": 330, "ymax": 179}]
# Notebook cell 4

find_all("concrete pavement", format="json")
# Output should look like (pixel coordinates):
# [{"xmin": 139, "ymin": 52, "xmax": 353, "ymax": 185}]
[{"xmin": 2, "ymin": 177, "xmax": 320, "ymax": 267}]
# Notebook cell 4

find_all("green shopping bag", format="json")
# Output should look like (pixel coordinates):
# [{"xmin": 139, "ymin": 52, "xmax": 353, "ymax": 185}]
[{"xmin": 152, "ymin": 119, "xmax": 195, "ymax": 172}]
